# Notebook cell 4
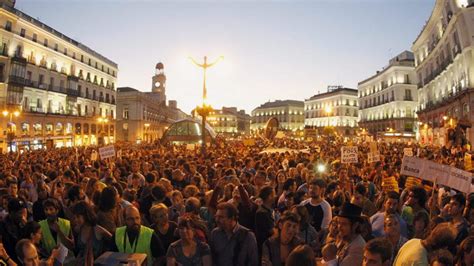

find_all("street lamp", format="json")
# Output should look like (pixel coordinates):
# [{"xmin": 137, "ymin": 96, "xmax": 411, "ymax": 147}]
[
  {"xmin": 3, "ymin": 109, "xmax": 21, "ymax": 152},
  {"xmin": 189, "ymin": 55, "xmax": 223, "ymax": 156},
  {"xmin": 97, "ymin": 117, "xmax": 109, "ymax": 146},
  {"xmin": 144, "ymin": 123, "xmax": 150, "ymax": 143}
]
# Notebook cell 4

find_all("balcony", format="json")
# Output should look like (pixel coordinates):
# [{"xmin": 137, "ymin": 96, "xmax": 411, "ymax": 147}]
[
  {"xmin": 8, "ymin": 75, "xmax": 26, "ymax": 86},
  {"xmin": 403, "ymin": 96, "xmax": 413, "ymax": 101},
  {"xmin": 66, "ymin": 88, "xmax": 79, "ymax": 97},
  {"xmin": 99, "ymin": 96, "xmax": 104, "ymax": 102}
]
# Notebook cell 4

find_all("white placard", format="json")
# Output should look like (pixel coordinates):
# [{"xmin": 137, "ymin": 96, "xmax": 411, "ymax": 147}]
[
  {"xmin": 341, "ymin": 146, "xmax": 358, "ymax": 163},
  {"xmin": 448, "ymin": 167, "xmax": 473, "ymax": 194},
  {"xmin": 99, "ymin": 145, "xmax": 115, "ymax": 160},
  {"xmin": 422, "ymin": 160, "xmax": 449, "ymax": 183},
  {"xmin": 400, "ymin": 156, "xmax": 425, "ymax": 177},
  {"xmin": 368, "ymin": 152, "xmax": 380, "ymax": 163},
  {"xmin": 404, "ymin": 148, "xmax": 413, "ymax": 157}
]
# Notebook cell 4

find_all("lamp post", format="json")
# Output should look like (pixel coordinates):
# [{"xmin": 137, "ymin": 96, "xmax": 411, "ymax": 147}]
[
  {"xmin": 144, "ymin": 123, "xmax": 150, "ymax": 143},
  {"xmin": 189, "ymin": 56, "xmax": 223, "ymax": 156},
  {"xmin": 97, "ymin": 116, "xmax": 109, "ymax": 146},
  {"xmin": 2, "ymin": 109, "xmax": 20, "ymax": 152}
]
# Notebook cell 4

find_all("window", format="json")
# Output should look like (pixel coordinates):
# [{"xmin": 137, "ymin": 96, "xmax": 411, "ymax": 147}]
[
  {"xmin": 32, "ymin": 33, "xmax": 37, "ymax": 42},
  {"xmin": 85, "ymin": 105, "xmax": 88, "ymax": 115},
  {"xmin": 26, "ymin": 71, "xmax": 32, "ymax": 82},
  {"xmin": 38, "ymin": 74, "xmax": 44, "ymax": 85},
  {"xmin": 54, "ymin": 43, "xmax": 58, "ymax": 51},
  {"xmin": 20, "ymin": 28, "xmax": 25, "ymax": 37},
  {"xmin": 80, "ymin": 54, "xmax": 84, "ymax": 62},
  {"xmin": 123, "ymin": 107, "xmax": 129, "ymax": 119},
  {"xmin": 95, "ymin": 62, "xmax": 98, "ymax": 68},
  {"xmin": 5, "ymin": 21, "xmax": 12, "ymax": 31},
  {"xmin": 111, "ymin": 110, "xmax": 114, "ymax": 118},
  {"xmin": 72, "ymin": 52, "xmax": 75, "ymax": 59},
  {"xmin": 44, "ymin": 39, "xmax": 48, "ymax": 47},
  {"xmin": 88, "ymin": 58, "xmax": 91, "ymax": 66},
  {"xmin": 49, "ymin": 77, "xmax": 54, "ymax": 88}
]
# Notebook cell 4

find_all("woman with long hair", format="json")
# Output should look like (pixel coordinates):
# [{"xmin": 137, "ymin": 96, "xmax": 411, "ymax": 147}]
[
  {"xmin": 97, "ymin": 186, "xmax": 124, "ymax": 233},
  {"xmin": 149, "ymin": 203, "xmax": 178, "ymax": 252},
  {"xmin": 71, "ymin": 200, "xmax": 112, "ymax": 265},
  {"xmin": 262, "ymin": 211, "xmax": 303, "ymax": 266},
  {"xmin": 166, "ymin": 216, "xmax": 211, "ymax": 266}
]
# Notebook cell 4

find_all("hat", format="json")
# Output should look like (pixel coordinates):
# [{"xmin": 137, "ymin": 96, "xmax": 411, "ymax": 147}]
[
  {"xmin": 8, "ymin": 198, "xmax": 27, "ymax": 213},
  {"xmin": 336, "ymin": 203, "xmax": 363, "ymax": 222}
]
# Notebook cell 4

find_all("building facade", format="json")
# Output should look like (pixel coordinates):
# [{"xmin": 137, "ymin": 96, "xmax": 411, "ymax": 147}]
[
  {"xmin": 304, "ymin": 86, "xmax": 359, "ymax": 135},
  {"xmin": 205, "ymin": 107, "xmax": 251, "ymax": 135},
  {"xmin": 413, "ymin": 0, "xmax": 474, "ymax": 145},
  {"xmin": 251, "ymin": 100, "xmax": 304, "ymax": 131},
  {"xmin": 116, "ymin": 63, "xmax": 187, "ymax": 143},
  {"xmin": 0, "ymin": 2, "xmax": 118, "ymax": 152},
  {"xmin": 358, "ymin": 51, "xmax": 419, "ymax": 140}
]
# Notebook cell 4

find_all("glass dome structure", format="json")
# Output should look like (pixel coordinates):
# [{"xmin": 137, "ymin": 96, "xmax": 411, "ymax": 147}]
[{"xmin": 161, "ymin": 118, "xmax": 216, "ymax": 144}]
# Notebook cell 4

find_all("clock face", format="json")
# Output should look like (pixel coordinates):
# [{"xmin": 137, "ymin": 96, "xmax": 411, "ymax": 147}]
[{"xmin": 155, "ymin": 81, "xmax": 161, "ymax": 87}]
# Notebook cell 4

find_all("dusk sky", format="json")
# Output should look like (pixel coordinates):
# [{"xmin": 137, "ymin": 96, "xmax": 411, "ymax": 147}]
[{"xmin": 16, "ymin": 0, "xmax": 434, "ymax": 114}]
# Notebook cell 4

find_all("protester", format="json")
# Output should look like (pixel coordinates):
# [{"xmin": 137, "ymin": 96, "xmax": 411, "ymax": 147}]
[
  {"xmin": 336, "ymin": 202, "xmax": 366, "ymax": 266},
  {"xmin": 210, "ymin": 202, "xmax": 258, "ymax": 266},
  {"xmin": 362, "ymin": 237, "xmax": 393, "ymax": 266}
]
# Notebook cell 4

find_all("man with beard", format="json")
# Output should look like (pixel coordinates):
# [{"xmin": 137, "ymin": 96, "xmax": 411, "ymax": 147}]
[
  {"xmin": 0, "ymin": 198, "xmax": 28, "ymax": 263},
  {"xmin": 210, "ymin": 202, "xmax": 258, "ymax": 266},
  {"xmin": 370, "ymin": 191, "xmax": 408, "ymax": 238},
  {"xmin": 336, "ymin": 203, "xmax": 366, "ymax": 266},
  {"xmin": 112, "ymin": 206, "xmax": 165, "ymax": 266},
  {"xmin": 39, "ymin": 199, "xmax": 74, "ymax": 255},
  {"xmin": 255, "ymin": 186, "xmax": 276, "ymax": 258},
  {"xmin": 300, "ymin": 178, "xmax": 332, "ymax": 231}
]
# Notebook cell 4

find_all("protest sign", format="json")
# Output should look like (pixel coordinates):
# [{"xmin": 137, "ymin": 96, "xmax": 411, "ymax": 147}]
[
  {"xmin": 91, "ymin": 150, "xmax": 98, "ymax": 161},
  {"xmin": 404, "ymin": 148, "xmax": 413, "ymax": 157},
  {"xmin": 341, "ymin": 146, "xmax": 358, "ymax": 163},
  {"xmin": 465, "ymin": 153, "xmax": 472, "ymax": 171},
  {"xmin": 186, "ymin": 144, "xmax": 195, "ymax": 151},
  {"xmin": 369, "ymin": 142, "xmax": 378, "ymax": 153},
  {"xmin": 367, "ymin": 152, "xmax": 380, "ymax": 163},
  {"xmin": 382, "ymin": 175, "xmax": 399, "ymax": 193},
  {"xmin": 400, "ymin": 156, "xmax": 425, "ymax": 178},
  {"xmin": 243, "ymin": 139, "xmax": 256, "ymax": 147},
  {"xmin": 448, "ymin": 167, "xmax": 473, "ymax": 194},
  {"xmin": 422, "ymin": 160, "xmax": 449, "ymax": 183},
  {"xmin": 99, "ymin": 145, "xmax": 115, "ymax": 160}
]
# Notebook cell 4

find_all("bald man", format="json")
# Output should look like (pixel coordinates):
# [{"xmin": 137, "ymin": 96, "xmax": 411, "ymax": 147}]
[{"xmin": 111, "ymin": 206, "xmax": 165, "ymax": 266}]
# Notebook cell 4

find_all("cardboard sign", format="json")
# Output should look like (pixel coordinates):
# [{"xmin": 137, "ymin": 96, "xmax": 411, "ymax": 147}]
[
  {"xmin": 99, "ymin": 145, "xmax": 115, "ymax": 160},
  {"xmin": 341, "ymin": 146, "xmax": 358, "ymax": 163},
  {"xmin": 243, "ymin": 139, "xmax": 256, "ymax": 147},
  {"xmin": 404, "ymin": 148, "xmax": 413, "ymax": 157},
  {"xmin": 400, "ymin": 156, "xmax": 425, "ymax": 177},
  {"xmin": 369, "ymin": 142, "xmax": 378, "ymax": 153},
  {"xmin": 368, "ymin": 152, "xmax": 380, "ymax": 163},
  {"xmin": 91, "ymin": 150, "xmax": 98, "ymax": 161},
  {"xmin": 465, "ymin": 153, "xmax": 472, "ymax": 171}
]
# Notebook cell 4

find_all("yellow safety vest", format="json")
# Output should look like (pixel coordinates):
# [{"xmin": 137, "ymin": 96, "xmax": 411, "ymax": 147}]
[
  {"xmin": 115, "ymin": 225, "xmax": 154, "ymax": 266},
  {"xmin": 39, "ymin": 218, "xmax": 71, "ymax": 254}
]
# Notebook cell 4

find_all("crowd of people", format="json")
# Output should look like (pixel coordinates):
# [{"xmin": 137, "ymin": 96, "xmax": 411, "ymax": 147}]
[{"xmin": 0, "ymin": 136, "xmax": 473, "ymax": 266}]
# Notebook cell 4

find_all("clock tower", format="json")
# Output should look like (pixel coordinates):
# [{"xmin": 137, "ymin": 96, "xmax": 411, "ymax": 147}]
[{"xmin": 152, "ymin": 62, "xmax": 166, "ymax": 103}]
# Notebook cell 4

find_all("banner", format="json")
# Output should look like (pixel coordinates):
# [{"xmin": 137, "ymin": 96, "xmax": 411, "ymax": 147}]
[
  {"xmin": 99, "ymin": 145, "xmax": 115, "ymax": 160},
  {"xmin": 368, "ymin": 152, "xmax": 380, "ymax": 163},
  {"xmin": 341, "ymin": 146, "xmax": 358, "ymax": 163},
  {"xmin": 404, "ymin": 148, "xmax": 413, "ymax": 157},
  {"xmin": 422, "ymin": 160, "xmax": 449, "ymax": 183},
  {"xmin": 400, "ymin": 156, "xmax": 425, "ymax": 177}
]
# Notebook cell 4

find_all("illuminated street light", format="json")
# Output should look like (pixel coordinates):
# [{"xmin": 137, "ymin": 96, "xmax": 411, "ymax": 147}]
[{"xmin": 189, "ymin": 55, "xmax": 223, "ymax": 156}]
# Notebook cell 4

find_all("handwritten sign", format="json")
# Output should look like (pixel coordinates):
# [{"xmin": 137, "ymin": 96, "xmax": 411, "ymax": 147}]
[
  {"xmin": 448, "ymin": 167, "xmax": 473, "ymax": 194},
  {"xmin": 341, "ymin": 146, "xmax": 358, "ymax": 163},
  {"xmin": 99, "ymin": 145, "xmax": 115, "ymax": 160},
  {"xmin": 404, "ymin": 148, "xmax": 413, "ymax": 157},
  {"xmin": 400, "ymin": 156, "xmax": 425, "ymax": 177},
  {"xmin": 422, "ymin": 160, "xmax": 449, "ymax": 183},
  {"xmin": 368, "ymin": 152, "xmax": 380, "ymax": 163}
]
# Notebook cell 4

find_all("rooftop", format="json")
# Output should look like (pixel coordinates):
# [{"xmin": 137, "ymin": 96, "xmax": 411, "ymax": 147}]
[
  {"xmin": 0, "ymin": 3, "xmax": 118, "ymax": 67},
  {"xmin": 358, "ymin": 50, "xmax": 415, "ymax": 86},
  {"xmin": 306, "ymin": 86, "xmax": 358, "ymax": 101},
  {"xmin": 254, "ymin": 100, "xmax": 304, "ymax": 110}
]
